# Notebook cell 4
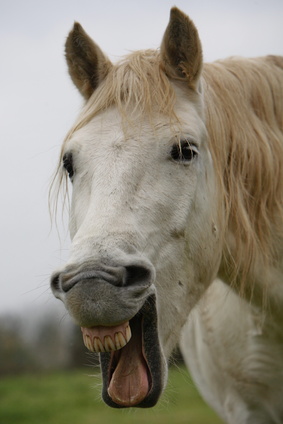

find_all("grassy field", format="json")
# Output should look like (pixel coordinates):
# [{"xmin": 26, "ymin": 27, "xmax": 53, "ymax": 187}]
[{"xmin": 0, "ymin": 365, "xmax": 223, "ymax": 424}]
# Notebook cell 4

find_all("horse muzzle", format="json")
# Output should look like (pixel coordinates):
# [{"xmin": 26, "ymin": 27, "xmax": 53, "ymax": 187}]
[
  {"xmin": 50, "ymin": 256, "xmax": 166, "ymax": 408},
  {"xmin": 50, "ymin": 257, "xmax": 156, "ymax": 327}
]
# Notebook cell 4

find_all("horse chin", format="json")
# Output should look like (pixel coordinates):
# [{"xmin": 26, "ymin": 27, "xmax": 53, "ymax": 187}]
[{"xmin": 97, "ymin": 295, "xmax": 165, "ymax": 408}]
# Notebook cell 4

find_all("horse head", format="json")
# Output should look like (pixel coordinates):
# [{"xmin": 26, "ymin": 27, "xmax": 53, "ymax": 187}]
[{"xmin": 51, "ymin": 7, "xmax": 223, "ymax": 408}]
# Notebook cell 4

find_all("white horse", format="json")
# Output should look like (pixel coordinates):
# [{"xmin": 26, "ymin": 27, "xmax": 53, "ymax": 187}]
[{"xmin": 50, "ymin": 7, "xmax": 283, "ymax": 423}]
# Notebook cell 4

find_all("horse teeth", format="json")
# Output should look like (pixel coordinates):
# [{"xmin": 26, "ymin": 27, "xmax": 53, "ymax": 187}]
[
  {"xmin": 87, "ymin": 337, "xmax": 95, "ymax": 352},
  {"xmin": 93, "ymin": 338, "xmax": 98, "ymax": 352},
  {"xmin": 104, "ymin": 335, "xmax": 115, "ymax": 352},
  {"xmin": 115, "ymin": 331, "xmax": 127, "ymax": 350},
  {"xmin": 97, "ymin": 338, "xmax": 106, "ymax": 352},
  {"xmin": 82, "ymin": 333, "xmax": 88, "ymax": 348},
  {"xmin": 83, "ymin": 334, "xmax": 94, "ymax": 352},
  {"xmin": 82, "ymin": 324, "xmax": 132, "ymax": 353},
  {"xmin": 125, "ymin": 324, "xmax": 132, "ymax": 343},
  {"xmin": 92, "ymin": 337, "xmax": 105, "ymax": 353}
]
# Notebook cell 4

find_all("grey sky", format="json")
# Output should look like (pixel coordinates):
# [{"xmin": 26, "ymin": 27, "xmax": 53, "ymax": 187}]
[{"xmin": 1, "ymin": 0, "xmax": 282, "ymax": 314}]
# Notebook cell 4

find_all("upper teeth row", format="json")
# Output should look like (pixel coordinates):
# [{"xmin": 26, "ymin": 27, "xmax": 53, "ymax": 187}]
[{"xmin": 82, "ymin": 325, "xmax": 132, "ymax": 353}]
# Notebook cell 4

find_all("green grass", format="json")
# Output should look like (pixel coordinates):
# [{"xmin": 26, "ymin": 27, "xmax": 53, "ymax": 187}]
[{"xmin": 0, "ymin": 366, "xmax": 222, "ymax": 424}]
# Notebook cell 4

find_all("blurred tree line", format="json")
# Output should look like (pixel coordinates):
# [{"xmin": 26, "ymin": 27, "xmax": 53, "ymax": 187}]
[{"xmin": 0, "ymin": 308, "xmax": 98, "ymax": 376}]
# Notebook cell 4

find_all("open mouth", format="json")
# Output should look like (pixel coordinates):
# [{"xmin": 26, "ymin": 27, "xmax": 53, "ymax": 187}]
[{"xmin": 81, "ymin": 295, "xmax": 164, "ymax": 408}]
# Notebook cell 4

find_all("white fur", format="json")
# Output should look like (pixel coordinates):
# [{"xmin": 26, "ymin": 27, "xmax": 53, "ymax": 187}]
[
  {"xmin": 64, "ymin": 87, "xmax": 222, "ymax": 358},
  {"xmin": 180, "ymin": 279, "xmax": 283, "ymax": 423},
  {"xmin": 55, "ymin": 74, "xmax": 283, "ymax": 422}
]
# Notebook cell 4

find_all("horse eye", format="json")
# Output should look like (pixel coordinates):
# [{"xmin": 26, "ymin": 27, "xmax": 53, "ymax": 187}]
[
  {"xmin": 170, "ymin": 140, "xmax": 199, "ymax": 162},
  {"xmin": 62, "ymin": 153, "xmax": 74, "ymax": 179}
]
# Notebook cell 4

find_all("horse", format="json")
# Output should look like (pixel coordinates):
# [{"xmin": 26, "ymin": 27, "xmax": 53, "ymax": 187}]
[{"xmin": 50, "ymin": 7, "xmax": 283, "ymax": 423}]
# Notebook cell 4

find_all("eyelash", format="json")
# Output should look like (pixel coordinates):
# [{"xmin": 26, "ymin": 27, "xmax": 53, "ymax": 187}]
[
  {"xmin": 170, "ymin": 140, "xmax": 199, "ymax": 162},
  {"xmin": 62, "ymin": 153, "xmax": 74, "ymax": 179}
]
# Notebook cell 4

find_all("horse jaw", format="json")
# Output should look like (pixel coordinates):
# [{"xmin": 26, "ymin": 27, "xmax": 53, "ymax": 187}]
[{"xmin": 82, "ymin": 296, "xmax": 167, "ymax": 408}]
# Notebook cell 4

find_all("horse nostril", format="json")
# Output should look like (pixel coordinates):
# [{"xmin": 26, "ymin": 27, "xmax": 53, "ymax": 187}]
[
  {"xmin": 124, "ymin": 265, "xmax": 153, "ymax": 287},
  {"xmin": 51, "ymin": 273, "xmax": 61, "ymax": 292}
]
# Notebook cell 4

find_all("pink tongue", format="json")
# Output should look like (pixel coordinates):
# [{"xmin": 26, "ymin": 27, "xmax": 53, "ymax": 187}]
[{"xmin": 108, "ymin": 322, "xmax": 149, "ymax": 407}]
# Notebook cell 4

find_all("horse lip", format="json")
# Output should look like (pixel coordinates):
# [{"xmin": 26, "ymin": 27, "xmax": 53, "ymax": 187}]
[
  {"xmin": 60, "ymin": 269, "xmax": 125, "ymax": 292},
  {"xmin": 100, "ymin": 294, "xmax": 164, "ymax": 408},
  {"xmin": 61, "ymin": 272, "xmax": 96, "ymax": 292}
]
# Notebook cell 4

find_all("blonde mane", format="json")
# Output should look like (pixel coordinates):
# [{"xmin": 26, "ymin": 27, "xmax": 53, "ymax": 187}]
[
  {"xmin": 52, "ymin": 51, "xmax": 283, "ymax": 292},
  {"xmin": 203, "ymin": 56, "xmax": 283, "ymax": 292},
  {"xmin": 65, "ymin": 50, "xmax": 177, "ymax": 138}
]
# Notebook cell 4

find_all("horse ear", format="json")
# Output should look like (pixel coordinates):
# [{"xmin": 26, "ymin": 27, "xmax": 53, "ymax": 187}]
[
  {"xmin": 160, "ymin": 7, "xmax": 203, "ymax": 88},
  {"xmin": 65, "ymin": 23, "xmax": 112, "ymax": 100}
]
